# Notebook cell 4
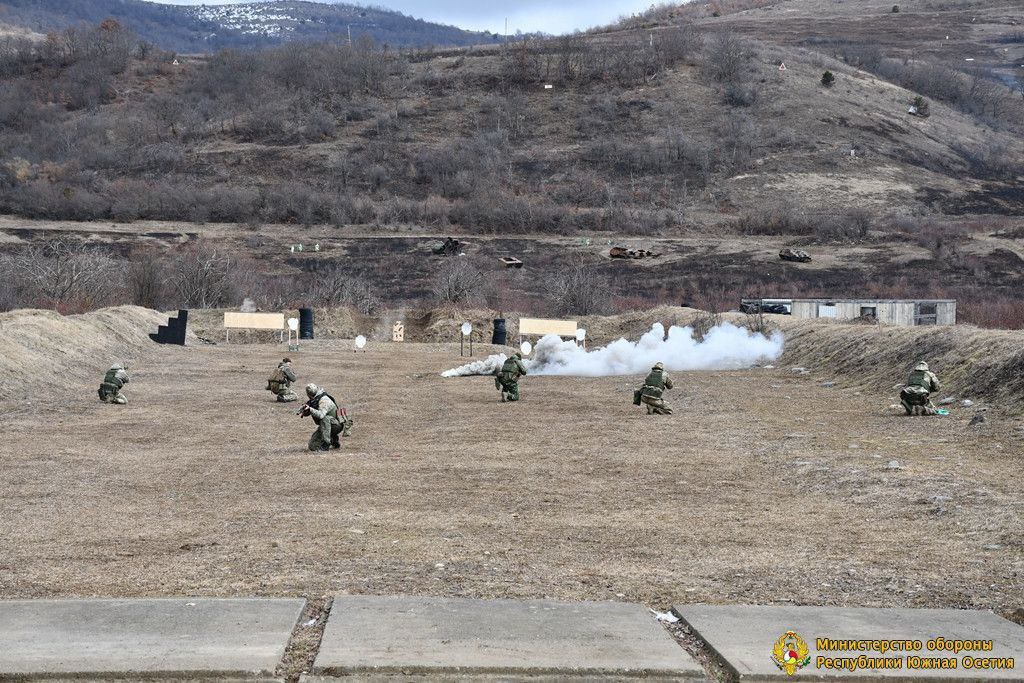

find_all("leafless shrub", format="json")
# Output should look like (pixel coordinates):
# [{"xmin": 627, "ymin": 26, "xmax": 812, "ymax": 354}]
[
  {"xmin": 169, "ymin": 242, "xmax": 237, "ymax": 308},
  {"xmin": 952, "ymin": 139, "xmax": 1022, "ymax": 178},
  {"xmin": 306, "ymin": 265, "xmax": 382, "ymax": 314},
  {"xmin": 690, "ymin": 310, "xmax": 723, "ymax": 341},
  {"xmin": 705, "ymin": 33, "xmax": 750, "ymax": 84},
  {"xmin": 543, "ymin": 259, "xmax": 612, "ymax": 316},
  {"xmin": 4, "ymin": 236, "xmax": 121, "ymax": 311},
  {"xmin": 128, "ymin": 250, "xmax": 172, "ymax": 309},
  {"xmin": 432, "ymin": 258, "xmax": 484, "ymax": 305},
  {"xmin": 735, "ymin": 204, "xmax": 814, "ymax": 235}
]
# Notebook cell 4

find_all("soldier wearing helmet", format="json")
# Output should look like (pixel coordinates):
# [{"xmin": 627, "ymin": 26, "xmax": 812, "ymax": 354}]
[
  {"xmin": 495, "ymin": 351, "xmax": 528, "ymax": 402},
  {"xmin": 298, "ymin": 383, "xmax": 353, "ymax": 450},
  {"xmin": 267, "ymin": 357, "xmax": 298, "ymax": 403},
  {"xmin": 635, "ymin": 361, "xmax": 674, "ymax": 415},
  {"xmin": 900, "ymin": 361, "xmax": 941, "ymax": 416},
  {"xmin": 98, "ymin": 363, "xmax": 130, "ymax": 405}
]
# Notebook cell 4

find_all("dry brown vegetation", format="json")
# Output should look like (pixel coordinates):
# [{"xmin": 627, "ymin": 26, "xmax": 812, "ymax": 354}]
[
  {"xmin": 0, "ymin": 306, "xmax": 1021, "ymax": 629},
  {"xmin": 0, "ymin": 2, "xmax": 1022, "ymax": 326}
]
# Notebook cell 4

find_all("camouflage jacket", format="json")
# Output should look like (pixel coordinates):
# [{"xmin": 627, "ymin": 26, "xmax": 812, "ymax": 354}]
[
  {"xmin": 101, "ymin": 366, "xmax": 130, "ymax": 390},
  {"xmin": 306, "ymin": 392, "xmax": 339, "ymax": 424},
  {"xmin": 500, "ymin": 356, "xmax": 527, "ymax": 380},
  {"xmin": 272, "ymin": 363, "xmax": 297, "ymax": 386},
  {"xmin": 642, "ymin": 368, "xmax": 673, "ymax": 397}
]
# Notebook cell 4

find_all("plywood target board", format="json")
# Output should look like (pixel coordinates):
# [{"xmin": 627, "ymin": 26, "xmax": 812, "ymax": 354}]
[
  {"xmin": 223, "ymin": 312, "xmax": 286, "ymax": 330},
  {"xmin": 519, "ymin": 318, "xmax": 578, "ymax": 337},
  {"xmin": 392, "ymin": 322, "xmax": 405, "ymax": 342}
]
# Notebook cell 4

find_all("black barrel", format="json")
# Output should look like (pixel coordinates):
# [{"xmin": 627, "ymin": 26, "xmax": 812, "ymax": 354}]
[
  {"xmin": 491, "ymin": 318, "xmax": 507, "ymax": 345},
  {"xmin": 299, "ymin": 308, "xmax": 314, "ymax": 340}
]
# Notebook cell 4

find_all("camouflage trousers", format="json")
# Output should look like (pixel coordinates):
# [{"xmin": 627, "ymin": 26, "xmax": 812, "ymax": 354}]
[
  {"xmin": 496, "ymin": 376, "xmax": 521, "ymax": 402},
  {"xmin": 641, "ymin": 395, "xmax": 672, "ymax": 415},
  {"xmin": 269, "ymin": 381, "xmax": 297, "ymax": 403},
  {"xmin": 900, "ymin": 386, "xmax": 937, "ymax": 416},
  {"xmin": 308, "ymin": 414, "xmax": 354, "ymax": 451},
  {"xmin": 98, "ymin": 384, "xmax": 127, "ymax": 405}
]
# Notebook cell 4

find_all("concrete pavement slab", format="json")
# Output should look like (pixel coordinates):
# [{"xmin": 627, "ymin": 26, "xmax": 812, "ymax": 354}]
[
  {"xmin": 674, "ymin": 604, "xmax": 1024, "ymax": 681},
  {"xmin": 0, "ymin": 597, "xmax": 305, "ymax": 679},
  {"xmin": 313, "ymin": 595, "xmax": 703, "ymax": 678}
]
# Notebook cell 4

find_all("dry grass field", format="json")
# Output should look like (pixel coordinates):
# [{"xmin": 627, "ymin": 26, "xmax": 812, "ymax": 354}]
[{"xmin": 1, "ymin": 336, "xmax": 1021, "ymax": 625}]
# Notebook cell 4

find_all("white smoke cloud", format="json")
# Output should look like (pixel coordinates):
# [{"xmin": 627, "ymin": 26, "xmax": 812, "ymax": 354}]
[{"xmin": 441, "ymin": 323, "xmax": 784, "ymax": 377}]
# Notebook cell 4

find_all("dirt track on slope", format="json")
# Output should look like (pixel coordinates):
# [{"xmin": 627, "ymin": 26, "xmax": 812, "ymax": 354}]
[{"xmin": 0, "ymin": 341, "xmax": 1021, "ymax": 621}]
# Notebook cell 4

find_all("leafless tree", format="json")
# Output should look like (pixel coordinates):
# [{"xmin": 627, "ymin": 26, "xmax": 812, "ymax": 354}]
[
  {"xmin": 544, "ymin": 259, "xmax": 612, "ymax": 316},
  {"xmin": 170, "ymin": 242, "xmax": 235, "ymax": 308},
  {"xmin": 128, "ymin": 251, "xmax": 171, "ymax": 309},
  {"xmin": 5, "ymin": 237, "xmax": 120, "ymax": 310},
  {"xmin": 306, "ymin": 265, "xmax": 382, "ymax": 314},
  {"xmin": 706, "ymin": 33, "xmax": 749, "ymax": 84},
  {"xmin": 432, "ymin": 259, "xmax": 484, "ymax": 305}
]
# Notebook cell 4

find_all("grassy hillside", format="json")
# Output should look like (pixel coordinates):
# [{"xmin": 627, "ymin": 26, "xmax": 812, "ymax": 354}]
[{"xmin": 0, "ymin": 3, "xmax": 1022, "ymax": 324}]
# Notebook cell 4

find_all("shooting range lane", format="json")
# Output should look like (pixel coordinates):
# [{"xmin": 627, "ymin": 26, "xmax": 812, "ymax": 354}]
[{"xmin": 0, "ymin": 339, "xmax": 1020, "ymax": 625}]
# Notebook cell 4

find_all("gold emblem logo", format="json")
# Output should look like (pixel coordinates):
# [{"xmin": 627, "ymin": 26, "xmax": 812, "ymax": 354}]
[{"xmin": 771, "ymin": 630, "xmax": 811, "ymax": 676}]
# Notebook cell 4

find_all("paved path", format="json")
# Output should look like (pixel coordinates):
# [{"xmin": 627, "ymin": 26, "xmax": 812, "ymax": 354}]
[
  {"xmin": 5, "ymin": 598, "xmax": 1024, "ymax": 681},
  {"xmin": 0, "ymin": 598, "xmax": 305, "ymax": 679},
  {"xmin": 675, "ymin": 604, "xmax": 1024, "ymax": 681},
  {"xmin": 312, "ymin": 595, "xmax": 703, "ymax": 679}
]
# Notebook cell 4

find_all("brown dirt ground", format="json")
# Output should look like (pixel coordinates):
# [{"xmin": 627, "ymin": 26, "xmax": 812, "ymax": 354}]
[{"xmin": 1, "ymin": 339, "xmax": 1021, "ymax": 623}]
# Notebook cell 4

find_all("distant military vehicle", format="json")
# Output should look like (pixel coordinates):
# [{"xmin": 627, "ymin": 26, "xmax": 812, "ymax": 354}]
[
  {"xmin": 610, "ymin": 246, "xmax": 661, "ymax": 259},
  {"xmin": 779, "ymin": 248, "xmax": 812, "ymax": 263},
  {"xmin": 432, "ymin": 237, "xmax": 462, "ymax": 256}
]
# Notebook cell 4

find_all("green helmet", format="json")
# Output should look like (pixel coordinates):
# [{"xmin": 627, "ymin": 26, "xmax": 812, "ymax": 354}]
[
  {"xmin": 305, "ymin": 383, "xmax": 319, "ymax": 398},
  {"xmin": 653, "ymin": 362, "xmax": 665, "ymax": 371}
]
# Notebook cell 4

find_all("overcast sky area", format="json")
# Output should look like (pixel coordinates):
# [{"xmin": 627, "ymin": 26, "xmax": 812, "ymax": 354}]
[{"xmin": 153, "ymin": 1, "xmax": 659, "ymax": 34}]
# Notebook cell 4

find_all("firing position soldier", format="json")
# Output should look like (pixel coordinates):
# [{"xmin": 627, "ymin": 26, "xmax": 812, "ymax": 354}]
[
  {"xmin": 495, "ymin": 351, "xmax": 528, "ymax": 402},
  {"xmin": 299, "ymin": 383, "xmax": 353, "ymax": 451},
  {"xmin": 900, "ymin": 361, "xmax": 941, "ymax": 416},
  {"xmin": 267, "ymin": 357, "xmax": 298, "ymax": 402},
  {"xmin": 634, "ymin": 362, "xmax": 673, "ymax": 415},
  {"xmin": 98, "ymin": 363, "xmax": 130, "ymax": 404}
]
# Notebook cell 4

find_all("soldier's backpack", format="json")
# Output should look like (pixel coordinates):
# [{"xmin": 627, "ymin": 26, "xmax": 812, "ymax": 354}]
[{"xmin": 267, "ymin": 366, "xmax": 286, "ymax": 391}]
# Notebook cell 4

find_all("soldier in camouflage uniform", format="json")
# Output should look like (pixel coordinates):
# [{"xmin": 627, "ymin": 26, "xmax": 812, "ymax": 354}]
[
  {"xmin": 635, "ymin": 362, "xmax": 673, "ymax": 415},
  {"xmin": 98, "ymin": 363, "xmax": 130, "ymax": 404},
  {"xmin": 267, "ymin": 357, "xmax": 298, "ymax": 402},
  {"xmin": 495, "ymin": 352, "xmax": 528, "ymax": 402},
  {"xmin": 900, "ymin": 361, "xmax": 941, "ymax": 416},
  {"xmin": 299, "ymin": 383, "xmax": 353, "ymax": 451}
]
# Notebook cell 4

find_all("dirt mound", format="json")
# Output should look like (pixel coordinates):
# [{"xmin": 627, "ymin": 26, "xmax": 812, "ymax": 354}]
[
  {"xmin": 186, "ymin": 308, "xmax": 359, "ymax": 343},
  {"xmin": 777, "ymin": 319, "xmax": 1024, "ymax": 403},
  {"xmin": 0, "ymin": 306, "xmax": 174, "ymax": 402}
]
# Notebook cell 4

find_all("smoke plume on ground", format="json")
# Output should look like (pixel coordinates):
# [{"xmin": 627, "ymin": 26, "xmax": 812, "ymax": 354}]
[{"xmin": 442, "ymin": 323, "xmax": 783, "ymax": 377}]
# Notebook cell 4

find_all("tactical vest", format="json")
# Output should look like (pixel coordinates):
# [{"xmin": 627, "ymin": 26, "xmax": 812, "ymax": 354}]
[
  {"xmin": 102, "ymin": 368, "xmax": 124, "ymax": 389},
  {"xmin": 644, "ymin": 369, "xmax": 666, "ymax": 388},
  {"xmin": 500, "ymin": 358, "xmax": 522, "ymax": 381},
  {"xmin": 907, "ymin": 369, "xmax": 931, "ymax": 390},
  {"xmin": 642, "ymin": 369, "xmax": 666, "ymax": 398},
  {"xmin": 306, "ymin": 393, "xmax": 339, "ymax": 423}
]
